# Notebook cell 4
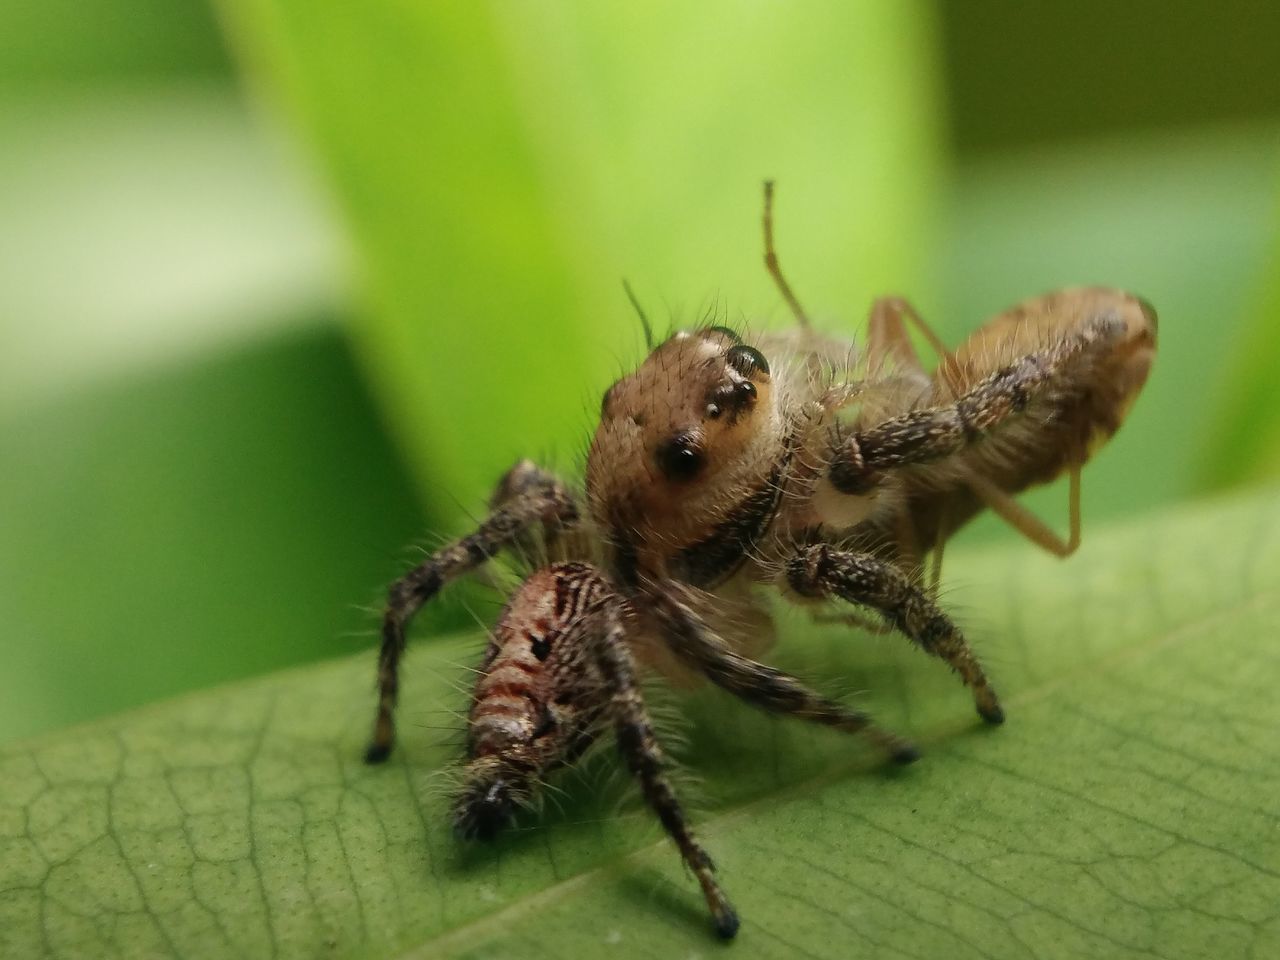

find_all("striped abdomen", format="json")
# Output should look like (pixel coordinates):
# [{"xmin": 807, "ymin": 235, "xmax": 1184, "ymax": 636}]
[{"xmin": 455, "ymin": 562, "xmax": 613, "ymax": 839}]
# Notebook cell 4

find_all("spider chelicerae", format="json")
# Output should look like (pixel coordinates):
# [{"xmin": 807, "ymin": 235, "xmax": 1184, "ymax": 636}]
[{"xmin": 361, "ymin": 183, "xmax": 1156, "ymax": 939}]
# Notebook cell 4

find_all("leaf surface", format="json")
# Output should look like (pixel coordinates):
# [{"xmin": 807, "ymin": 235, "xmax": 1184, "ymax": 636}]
[{"xmin": 3, "ymin": 488, "xmax": 1278, "ymax": 959}]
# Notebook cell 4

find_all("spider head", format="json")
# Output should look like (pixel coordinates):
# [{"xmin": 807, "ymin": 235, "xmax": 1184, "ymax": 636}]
[{"xmin": 588, "ymin": 326, "xmax": 782, "ymax": 541}]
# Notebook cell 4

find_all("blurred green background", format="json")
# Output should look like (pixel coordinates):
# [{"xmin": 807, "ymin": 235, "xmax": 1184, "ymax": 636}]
[{"xmin": 2, "ymin": 0, "xmax": 1278, "ymax": 744}]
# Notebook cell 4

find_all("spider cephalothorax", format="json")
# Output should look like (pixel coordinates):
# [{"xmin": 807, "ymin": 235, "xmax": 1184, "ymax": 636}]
[
  {"xmin": 588, "ymin": 326, "xmax": 784, "ymax": 581},
  {"xmin": 362, "ymin": 183, "xmax": 1156, "ymax": 940}
]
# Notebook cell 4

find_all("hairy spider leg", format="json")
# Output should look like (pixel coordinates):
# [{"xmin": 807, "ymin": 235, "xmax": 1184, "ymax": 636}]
[
  {"xmin": 645, "ymin": 582, "xmax": 920, "ymax": 763},
  {"xmin": 786, "ymin": 545, "xmax": 1003, "ymax": 724},
  {"xmin": 865, "ymin": 296, "xmax": 950, "ymax": 589},
  {"xmin": 588, "ymin": 595, "xmax": 740, "ymax": 939},
  {"xmin": 828, "ymin": 316, "xmax": 1125, "ymax": 495},
  {"xmin": 865, "ymin": 295, "xmax": 1088, "ymax": 568},
  {"xmin": 365, "ymin": 462, "xmax": 578, "ymax": 763}
]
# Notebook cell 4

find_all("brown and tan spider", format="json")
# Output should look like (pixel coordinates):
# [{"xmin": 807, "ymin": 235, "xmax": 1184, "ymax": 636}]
[{"xmin": 362, "ymin": 183, "xmax": 1157, "ymax": 939}]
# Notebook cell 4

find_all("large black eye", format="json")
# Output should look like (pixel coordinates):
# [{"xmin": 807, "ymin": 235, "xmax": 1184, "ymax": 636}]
[
  {"xmin": 726, "ymin": 344, "xmax": 769, "ymax": 377},
  {"xmin": 656, "ymin": 433, "xmax": 705, "ymax": 481}
]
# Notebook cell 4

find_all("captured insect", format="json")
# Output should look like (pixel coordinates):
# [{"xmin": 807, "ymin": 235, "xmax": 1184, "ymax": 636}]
[{"xmin": 363, "ymin": 183, "xmax": 1157, "ymax": 939}]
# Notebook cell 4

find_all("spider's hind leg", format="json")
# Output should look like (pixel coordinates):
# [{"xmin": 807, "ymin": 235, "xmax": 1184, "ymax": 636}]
[{"xmin": 786, "ymin": 543, "xmax": 1003, "ymax": 725}]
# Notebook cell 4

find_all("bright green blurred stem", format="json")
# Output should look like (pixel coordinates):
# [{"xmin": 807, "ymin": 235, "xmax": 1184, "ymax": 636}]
[{"xmin": 215, "ymin": 1, "xmax": 944, "ymax": 513}]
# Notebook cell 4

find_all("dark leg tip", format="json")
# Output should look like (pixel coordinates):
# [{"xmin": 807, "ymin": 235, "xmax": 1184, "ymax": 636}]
[
  {"xmin": 715, "ymin": 909, "xmax": 740, "ymax": 940},
  {"xmin": 978, "ymin": 702, "xmax": 1006, "ymax": 726},
  {"xmin": 890, "ymin": 742, "xmax": 922, "ymax": 765},
  {"xmin": 363, "ymin": 742, "xmax": 392, "ymax": 764}
]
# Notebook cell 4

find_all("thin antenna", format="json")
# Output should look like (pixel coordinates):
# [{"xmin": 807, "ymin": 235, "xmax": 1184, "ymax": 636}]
[
  {"xmin": 622, "ymin": 278, "xmax": 655, "ymax": 350},
  {"xmin": 762, "ymin": 180, "xmax": 811, "ymax": 329}
]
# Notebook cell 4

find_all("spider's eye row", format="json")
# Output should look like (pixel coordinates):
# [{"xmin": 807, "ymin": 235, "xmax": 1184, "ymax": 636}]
[
  {"xmin": 706, "ymin": 377, "xmax": 758, "ymax": 422},
  {"xmin": 656, "ymin": 433, "xmax": 705, "ymax": 482},
  {"xmin": 726, "ymin": 344, "xmax": 769, "ymax": 378}
]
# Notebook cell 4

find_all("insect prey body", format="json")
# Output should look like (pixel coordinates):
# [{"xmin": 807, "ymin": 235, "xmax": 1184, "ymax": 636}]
[{"xmin": 363, "ymin": 184, "xmax": 1157, "ymax": 940}]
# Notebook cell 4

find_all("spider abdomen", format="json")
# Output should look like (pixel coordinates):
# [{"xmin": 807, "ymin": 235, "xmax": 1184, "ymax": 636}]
[{"xmin": 455, "ymin": 564, "xmax": 612, "ymax": 838}]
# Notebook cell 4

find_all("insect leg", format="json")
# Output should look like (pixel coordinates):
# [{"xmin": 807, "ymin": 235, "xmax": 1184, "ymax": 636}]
[
  {"xmin": 588, "ymin": 601, "xmax": 740, "ymax": 940},
  {"xmin": 786, "ymin": 544, "xmax": 1004, "ymax": 724},
  {"xmin": 965, "ymin": 465, "xmax": 1082, "ymax": 558},
  {"xmin": 866, "ymin": 295, "xmax": 950, "ymax": 374},
  {"xmin": 646, "ymin": 582, "xmax": 919, "ymax": 763},
  {"xmin": 365, "ymin": 462, "xmax": 578, "ymax": 764},
  {"xmin": 867, "ymin": 297, "xmax": 959, "ymax": 590},
  {"xmin": 829, "ymin": 316, "xmax": 1124, "ymax": 495},
  {"xmin": 761, "ymin": 180, "xmax": 811, "ymax": 329}
]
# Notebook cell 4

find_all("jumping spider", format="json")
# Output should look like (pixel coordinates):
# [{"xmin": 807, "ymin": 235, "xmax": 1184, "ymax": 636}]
[{"xmin": 363, "ymin": 183, "xmax": 1157, "ymax": 939}]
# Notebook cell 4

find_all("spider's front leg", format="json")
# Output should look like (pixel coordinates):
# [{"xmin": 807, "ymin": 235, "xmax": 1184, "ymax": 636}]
[
  {"xmin": 786, "ymin": 543, "xmax": 1003, "ymax": 724},
  {"xmin": 828, "ymin": 315, "xmax": 1125, "ymax": 495},
  {"xmin": 644, "ymin": 580, "xmax": 920, "ymax": 763},
  {"xmin": 365, "ymin": 460, "xmax": 578, "ymax": 763}
]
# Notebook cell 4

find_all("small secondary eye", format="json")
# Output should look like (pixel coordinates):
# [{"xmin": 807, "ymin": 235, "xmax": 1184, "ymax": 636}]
[
  {"xmin": 726, "ymin": 344, "xmax": 769, "ymax": 377},
  {"xmin": 656, "ymin": 433, "xmax": 705, "ymax": 481}
]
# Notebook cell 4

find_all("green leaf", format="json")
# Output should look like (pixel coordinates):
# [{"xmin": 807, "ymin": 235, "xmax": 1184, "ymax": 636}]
[
  {"xmin": 216, "ymin": 0, "xmax": 944, "ymax": 509},
  {"xmin": 1197, "ymin": 197, "xmax": 1280, "ymax": 491},
  {"xmin": 0, "ymin": 327, "xmax": 428, "ymax": 743},
  {"xmin": 0, "ymin": 0, "xmax": 227, "ymax": 89},
  {"xmin": 0, "ymin": 86, "xmax": 344, "ymax": 414},
  {"xmin": 4, "ymin": 487, "xmax": 1278, "ymax": 959}
]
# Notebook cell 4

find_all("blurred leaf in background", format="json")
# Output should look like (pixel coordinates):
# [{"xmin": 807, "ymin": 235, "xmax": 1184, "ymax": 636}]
[
  {"xmin": 0, "ymin": 0, "xmax": 227, "ymax": 89},
  {"xmin": 941, "ymin": 0, "xmax": 1280, "ymax": 152},
  {"xmin": 0, "ymin": 0, "xmax": 429, "ymax": 741},
  {"xmin": 1198, "ymin": 205, "xmax": 1280, "ymax": 491},
  {"xmin": 218, "ymin": 0, "xmax": 945, "ymax": 506}
]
